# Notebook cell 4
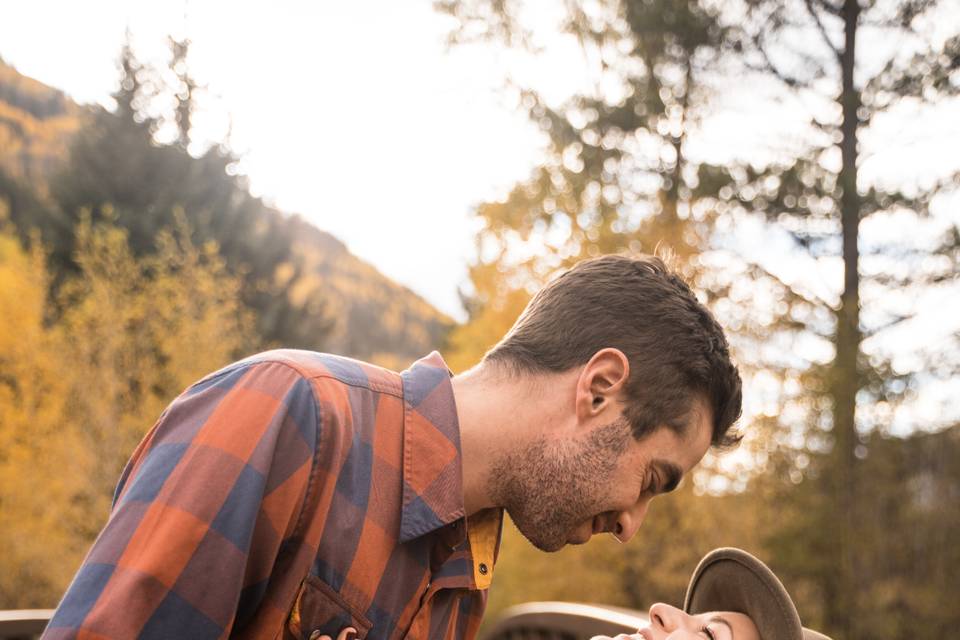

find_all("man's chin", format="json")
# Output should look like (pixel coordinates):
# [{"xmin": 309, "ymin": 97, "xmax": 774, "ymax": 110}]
[
  {"xmin": 512, "ymin": 520, "xmax": 586, "ymax": 552},
  {"xmin": 511, "ymin": 521, "xmax": 568, "ymax": 552},
  {"xmin": 524, "ymin": 532, "xmax": 568, "ymax": 553}
]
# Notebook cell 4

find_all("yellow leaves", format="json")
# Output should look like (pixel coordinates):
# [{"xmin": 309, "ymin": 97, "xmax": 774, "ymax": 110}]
[
  {"xmin": 0, "ymin": 229, "xmax": 47, "ymax": 359},
  {"xmin": 445, "ymin": 260, "xmax": 532, "ymax": 373},
  {"xmin": 146, "ymin": 210, "xmax": 253, "ymax": 386},
  {"xmin": 0, "ymin": 223, "xmax": 79, "ymax": 607},
  {"xmin": 0, "ymin": 214, "xmax": 253, "ymax": 607},
  {"xmin": 445, "ymin": 286, "xmax": 530, "ymax": 373},
  {"xmin": 55, "ymin": 213, "xmax": 254, "ymax": 508},
  {"xmin": 0, "ymin": 218, "xmax": 62, "ymax": 452}
]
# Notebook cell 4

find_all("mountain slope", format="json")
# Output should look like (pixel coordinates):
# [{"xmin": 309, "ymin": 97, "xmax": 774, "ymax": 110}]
[
  {"xmin": 286, "ymin": 216, "xmax": 453, "ymax": 368},
  {"xmin": 0, "ymin": 59, "xmax": 454, "ymax": 368},
  {"xmin": 0, "ymin": 59, "xmax": 82, "ymax": 186}
]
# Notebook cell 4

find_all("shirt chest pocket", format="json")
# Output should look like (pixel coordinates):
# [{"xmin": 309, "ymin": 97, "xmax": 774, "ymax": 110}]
[{"xmin": 285, "ymin": 575, "xmax": 373, "ymax": 640}]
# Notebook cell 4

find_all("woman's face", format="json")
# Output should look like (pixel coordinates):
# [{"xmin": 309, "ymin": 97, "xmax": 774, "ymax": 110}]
[{"xmin": 592, "ymin": 603, "xmax": 760, "ymax": 640}]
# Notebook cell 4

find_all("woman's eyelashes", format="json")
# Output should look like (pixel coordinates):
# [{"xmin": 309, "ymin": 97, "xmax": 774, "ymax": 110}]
[{"xmin": 701, "ymin": 621, "xmax": 731, "ymax": 640}]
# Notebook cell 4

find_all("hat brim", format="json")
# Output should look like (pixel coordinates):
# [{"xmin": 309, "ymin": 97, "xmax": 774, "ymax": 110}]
[{"xmin": 683, "ymin": 548, "xmax": 831, "ymax": 640}]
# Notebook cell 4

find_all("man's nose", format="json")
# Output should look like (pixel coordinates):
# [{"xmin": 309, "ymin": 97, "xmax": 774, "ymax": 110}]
[{"xmin": 612, "ymin": 499, "xmax": 650, "ymax": 543}]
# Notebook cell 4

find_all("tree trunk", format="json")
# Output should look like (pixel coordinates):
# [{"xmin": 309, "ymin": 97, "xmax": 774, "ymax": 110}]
[{"xmin": 826, "ymin": 0, "xmax": 862, "ymax": 636}]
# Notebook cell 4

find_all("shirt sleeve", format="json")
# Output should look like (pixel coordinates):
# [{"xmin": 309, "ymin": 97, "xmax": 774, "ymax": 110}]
[{"xmin": 43, "ymin": 359, "xmax": 320, "ymax": 639}]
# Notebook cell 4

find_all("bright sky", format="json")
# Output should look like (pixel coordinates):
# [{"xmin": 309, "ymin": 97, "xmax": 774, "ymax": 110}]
[
  {"xmin": 1, "ymin": 0, "xmax": 595, "ymax": 320},
  {"xmin": 4, "ymin": 0, "xmax": 958, "ymax": 323}
]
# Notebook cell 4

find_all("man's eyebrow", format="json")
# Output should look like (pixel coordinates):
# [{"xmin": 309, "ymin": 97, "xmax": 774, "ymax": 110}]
[
  {"xmin": 707, "ymin": 616, "xmax": 734, "ymax": 637},
  {"xmin": 654, "ymin": 460, "xmax": 683, "ymax": 494}
]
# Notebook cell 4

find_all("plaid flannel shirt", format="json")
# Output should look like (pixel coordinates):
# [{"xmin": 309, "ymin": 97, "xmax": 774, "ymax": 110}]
[{"xmin": 44, "ymin": 350, "xmax": 504, "ymax": 640}]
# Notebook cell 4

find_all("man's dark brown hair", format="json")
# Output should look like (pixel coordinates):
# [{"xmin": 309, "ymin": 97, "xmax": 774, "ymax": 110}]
[{"xmin": 484, "ymin": 254, "xmax": 743, "ymax": 447}]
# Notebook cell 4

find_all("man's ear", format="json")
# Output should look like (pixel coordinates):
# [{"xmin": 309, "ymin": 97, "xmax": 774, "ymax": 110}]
[{"xmin": 575, "ymin": 348, "xmax": 630, "ymax": 423}]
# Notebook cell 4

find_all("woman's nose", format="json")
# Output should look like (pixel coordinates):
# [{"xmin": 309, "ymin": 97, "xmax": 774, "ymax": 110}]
[{"xmin": 648, "ymin": 603, "xmax": 685, "ymax": 633}]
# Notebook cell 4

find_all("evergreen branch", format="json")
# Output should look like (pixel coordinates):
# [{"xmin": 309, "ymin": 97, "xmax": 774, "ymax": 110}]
[
  {"xmin": 744, "ymin": 258, "xmax": 834, "ymax": 313},
  {"xmin": 862, "ymin": 313, "xmax": 915, "ymax": 338},
  {"xmin": 749, "ymin": 30, "xmax": 814, "ymax": 90},
  {"xmin": 803, "ymin": 0, "xmax": 843, "ymax": 63},
  {"xmin": 862, "ymin": 35, "xmax": 960, "ymax": 112},
  {"xmin": 810, "ymin": 115, "xmax": 839, "ymax": 133},
  {"xmin": 860, "ymin": 171, "xmax": 960, "ymax": 219},
  {"xmin": 894, "ymin": 0, "xmax": 941, "ymax": 28},
  {"xmin": 433, "ymin": 0, "xmax": 534, "ymax": 50},
  {"xmin": 814, "ymin": 0, "xmax": 844, "ymax": 18}
]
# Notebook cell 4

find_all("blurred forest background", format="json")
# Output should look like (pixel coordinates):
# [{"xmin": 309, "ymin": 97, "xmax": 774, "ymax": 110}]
[{"xmin": 1, "ymin": 1, "xmax": 959, "ymax": 639}]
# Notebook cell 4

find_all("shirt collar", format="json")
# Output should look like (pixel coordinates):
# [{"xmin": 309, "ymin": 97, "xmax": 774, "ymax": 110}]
[{"xmin": 398, "ymin": 351, "xmax": 466, "ymax": 543}]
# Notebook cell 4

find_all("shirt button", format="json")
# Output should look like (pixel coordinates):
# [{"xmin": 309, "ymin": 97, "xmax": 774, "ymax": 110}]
[{"xmin": 478, "ymin": 562, "xmax": 489, "ymax": 575}]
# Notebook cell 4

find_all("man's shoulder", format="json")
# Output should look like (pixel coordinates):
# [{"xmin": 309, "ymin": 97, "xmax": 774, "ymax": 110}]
[{"xmin": 231, "ymin": 349, "xmax": 405, "ymax": 398}]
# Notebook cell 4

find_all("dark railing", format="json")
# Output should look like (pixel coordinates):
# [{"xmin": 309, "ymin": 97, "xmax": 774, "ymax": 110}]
[
  {"xmin": 481, "ymin": 601, "xmax": 648, "ymax": 640},
  {"xmin": 0, "ymin": 602, "xmax": 645, "ymax": 640},
  {"xmin": 0, "ymin": 610, "xmax": 53, "ymax": 640}
]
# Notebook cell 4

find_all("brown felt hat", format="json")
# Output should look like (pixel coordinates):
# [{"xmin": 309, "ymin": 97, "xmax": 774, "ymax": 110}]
[{"xmin": 683, "ymin": 548, "xmax": 832, "ymax": 640}]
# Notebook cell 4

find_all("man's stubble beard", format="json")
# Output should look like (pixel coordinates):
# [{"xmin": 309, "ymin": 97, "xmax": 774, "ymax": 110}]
[{"xmin": 486, "ymin": 418, "xmax": 632, "ymax": 552}]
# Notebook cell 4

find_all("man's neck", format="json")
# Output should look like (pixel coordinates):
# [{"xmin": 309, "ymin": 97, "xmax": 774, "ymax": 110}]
[{"xmin": 451, "ymin": 362, "xmax": 572, "ymax": 516}]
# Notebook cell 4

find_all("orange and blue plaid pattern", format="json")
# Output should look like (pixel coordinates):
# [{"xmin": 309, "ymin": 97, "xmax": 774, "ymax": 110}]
[{"xmin": 44, "ymin": 350, "xmax": 503, "ymax": 640}]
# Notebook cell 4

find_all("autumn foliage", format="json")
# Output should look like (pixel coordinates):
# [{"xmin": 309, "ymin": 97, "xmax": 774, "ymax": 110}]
[{"xmin": 0, "ymin": 210, "xmax": 252, "ymax": 607}]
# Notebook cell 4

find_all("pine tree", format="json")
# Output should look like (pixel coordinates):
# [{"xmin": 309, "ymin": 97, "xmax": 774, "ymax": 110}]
[
  {"xmin": 48, "ymin": 39, "xmax": 332, "ymax": 348},
  {"xmin": 438, "ymin": 2, "xmax": 960, "ymax": 635},
  {"xmin": 727, "ymin": 1, "xmax": 960, "ymax": 635}
]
